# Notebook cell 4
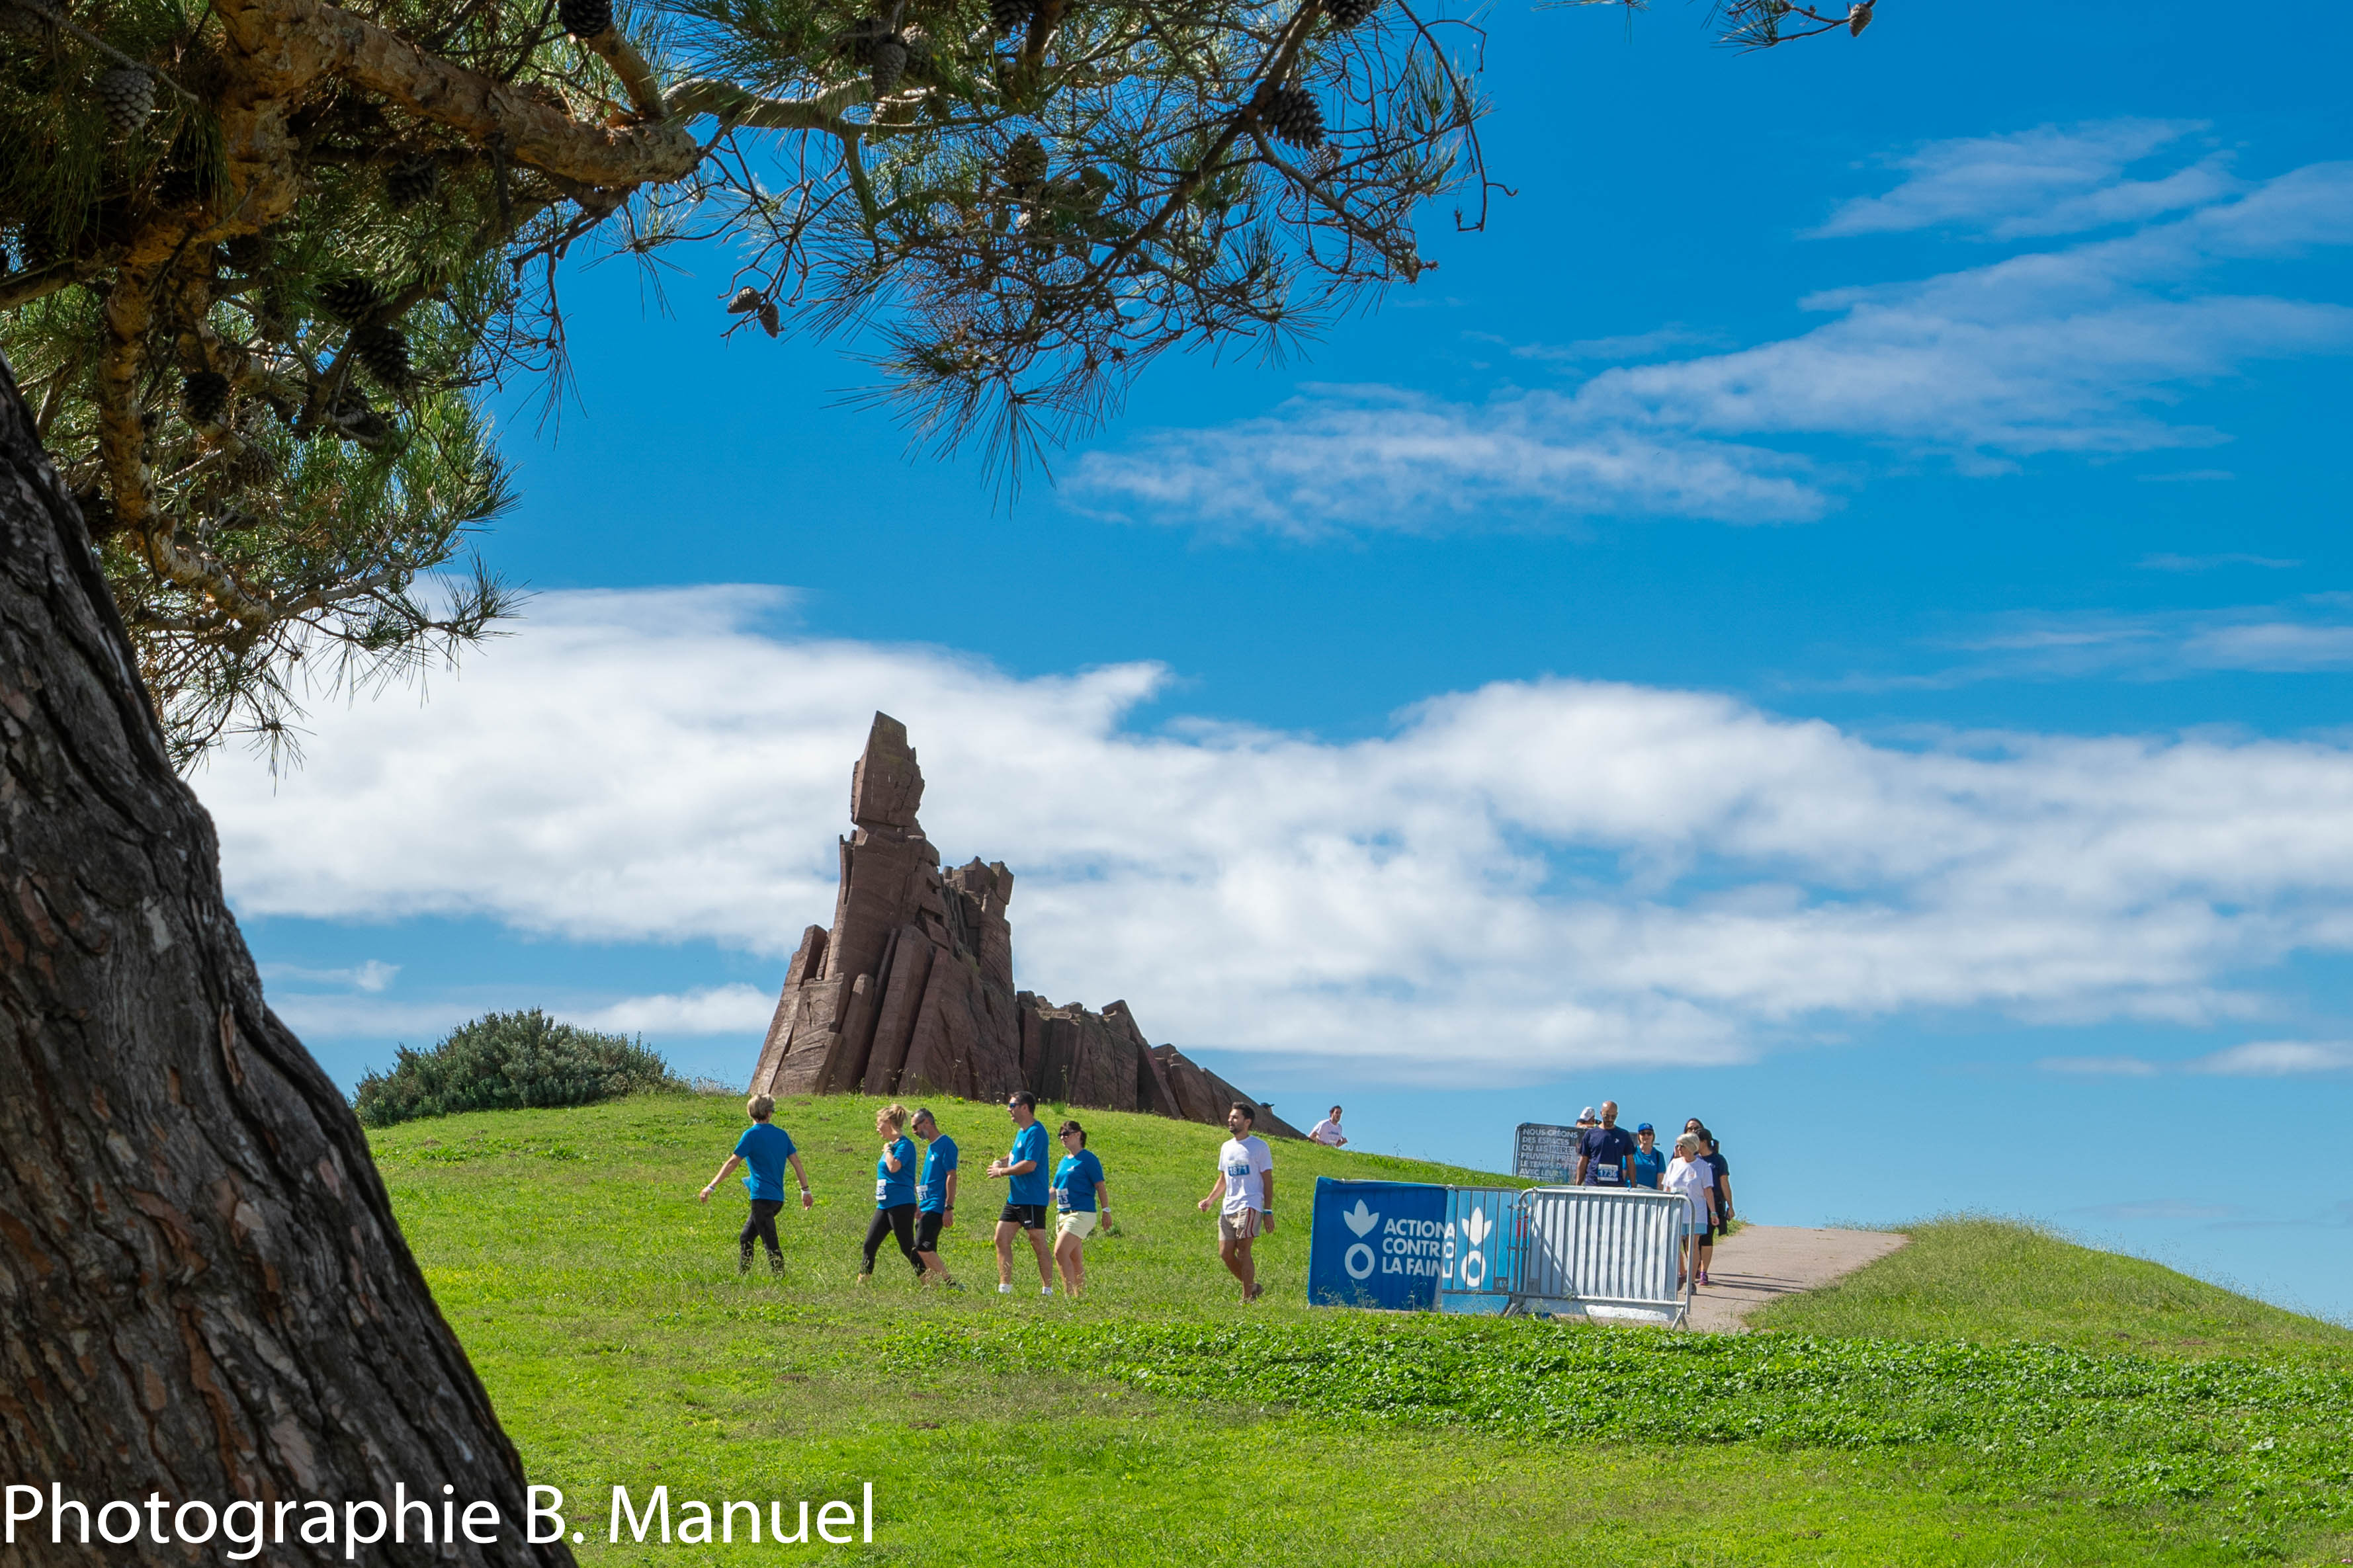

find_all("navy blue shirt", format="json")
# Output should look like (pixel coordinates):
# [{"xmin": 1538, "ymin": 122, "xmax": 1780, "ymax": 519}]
[
  {"xmin": 875, "ymin": 1135, "xmax": 918, "ymax": 1209},
  {"xmin": 918, "ymin": 1135, "xmax": 959, "ymax": 1214},
  {"xmin": 732, "ymin": 1122, "xmax": 796, "ymax": 1201},
  {"xmin": 1052, "ymin": 1150, "xmax": 1106, "ymax": 1214},
  {"xmin": 1007, "ymin": 1121, "xmax": 1050, "ymax": 1206},
  {"xmin": 1579, "ymin": 1126, "xmax": 1635, "ymax": 1186}
]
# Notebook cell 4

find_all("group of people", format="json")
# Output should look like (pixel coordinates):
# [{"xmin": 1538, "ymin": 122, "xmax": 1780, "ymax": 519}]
[
  {"xmin": 697, "ymin": 1091, "xmax": 1280, "ymax": 1303},
  {"xmin": 1566, "ymin": 1100, "xmax": 1735, "ymax": 1289}
]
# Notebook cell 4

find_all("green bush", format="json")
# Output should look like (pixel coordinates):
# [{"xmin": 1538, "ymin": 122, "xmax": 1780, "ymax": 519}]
[{"xmin": 353, "ymin": 1010, "xmax": 686, "ymax": 1128}]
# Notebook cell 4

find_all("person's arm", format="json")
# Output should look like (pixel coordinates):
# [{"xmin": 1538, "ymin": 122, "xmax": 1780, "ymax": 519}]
[
  {"xmin": 1260, "ymin": 1157, "xmax": 1275, "ymax": 1231},
  {"xmin": 1335, "ymin": 1130, "xmax": 1347, "ymax": 1147},
  {"xmin": 882, "ymin": 1139, "xmax": 904, "ymax": 1173},
  {"xmin": 787, "ymin": 1151, "xmax": 812, "ymax": 1210},
  {"xmin": 1719, "ymin": 1175, "xmax": 1735, "ymax": 1222},
  {"xmin": 1619, "ymin": 1152, "xmax": 1634, "ymax": 1186},
  {"xmin": 699, "ymin": 1153, "xmax": 742, "ymax": 1202},
  {"xmin": 1574, "ymin": 1151, "xmax": 1591, "ymax": 1183},
  {"xmin": 943, "ymin": 1167, "xmax": 958, "ymax": 1229},
  {"xmin": 1096, "ymin": 1179, "xmax": 1112, "ymax": 1225},
  {"xmin": 1197, "ymin": 1173, "xmax": 1226, "ymax": 1212}
]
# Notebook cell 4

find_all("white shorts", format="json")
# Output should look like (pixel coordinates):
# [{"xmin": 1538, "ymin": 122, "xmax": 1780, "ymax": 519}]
[{"xmin": 1057, "ymin": 1210, "xmax": 1097, "ymax": 1240}]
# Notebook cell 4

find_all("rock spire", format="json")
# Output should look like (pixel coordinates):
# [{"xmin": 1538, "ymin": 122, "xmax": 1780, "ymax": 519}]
[{"xmin": 748, "ymin": 714, "xmax": 1301, "ymax": 1137}]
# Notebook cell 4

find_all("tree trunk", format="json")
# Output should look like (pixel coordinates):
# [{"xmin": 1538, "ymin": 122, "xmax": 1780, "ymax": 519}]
[{"xmin": 0, "ymin": 352, "xmax": 570, "ymax": 1563}]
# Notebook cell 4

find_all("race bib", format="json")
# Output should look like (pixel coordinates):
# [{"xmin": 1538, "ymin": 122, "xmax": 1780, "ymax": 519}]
[
  {"xmin": 875, "ymin": 1177, "xmax": 890, "ymax": 1202},
  {"xmin": 1054, "ymin": 1188, "xmax": 1072, "ymax": 1213},
  {"xmin": 1594, "ymin": 1166, "xmax": 1622, "ymax": 1184},
  {"xmin": 1226, "ymin": 1161, "xmax": 1252, "ymax": 1182}
]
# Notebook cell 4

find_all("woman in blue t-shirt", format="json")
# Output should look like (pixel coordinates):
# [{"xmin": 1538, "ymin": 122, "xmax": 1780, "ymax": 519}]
[
  {"xmin": 859, "ymin": 1104, "xmax": 924, "ymax": 1283},
  {"xmin": 1049, "ymin": 1120, "xmax": 1111, "ymax": 1300}
]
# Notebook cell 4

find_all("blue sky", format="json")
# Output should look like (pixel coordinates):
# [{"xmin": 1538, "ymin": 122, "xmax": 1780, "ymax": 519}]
[{"xmin": 193, "ymin": 0, "xmax": 2353, "ymax": 1317}]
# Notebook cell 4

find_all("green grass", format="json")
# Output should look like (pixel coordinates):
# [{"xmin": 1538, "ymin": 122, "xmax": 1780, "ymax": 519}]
[
  {"xmin": 1752, "ymin": 1217, "xmax": 2353, "ymax": 1356},
  {"xmin": 369, "ymin": 1093, "xmax": 2353, "ymax": 1565}
]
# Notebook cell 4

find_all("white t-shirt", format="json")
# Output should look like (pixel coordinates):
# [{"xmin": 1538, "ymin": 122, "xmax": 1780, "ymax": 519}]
[
  {"xmin": 1218, "ymin": 1135, "xmax": 1273, "ymax": 1213},
  {"xmin": 1662, "ymin": 1156, "xmax": 1713, "ymax": 1224},
  {"xmin": 1308, "ymin": 1118, "xmax": 1346, "ymax": 1147}
]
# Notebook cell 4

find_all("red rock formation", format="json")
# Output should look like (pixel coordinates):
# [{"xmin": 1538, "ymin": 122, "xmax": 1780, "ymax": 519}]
[{"xmin": 749, "ymin": 714, "xmax": 1302, "ymax": 1138}]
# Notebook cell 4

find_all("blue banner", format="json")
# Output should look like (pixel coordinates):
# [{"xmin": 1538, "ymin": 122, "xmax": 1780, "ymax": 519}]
[{"xmin": 1306, "ymin": 1177, "xmax": 1449, "ymax": 1310}]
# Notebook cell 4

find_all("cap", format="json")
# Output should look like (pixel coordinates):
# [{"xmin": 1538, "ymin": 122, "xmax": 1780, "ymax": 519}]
[
  {"xmin": 1580, "ymin": 1106, "xmax": 1596, "ymax": 1119},
  {"xmin": 1636, "ymin": 1122, "xmax": 1654, "ymax": 1134}
]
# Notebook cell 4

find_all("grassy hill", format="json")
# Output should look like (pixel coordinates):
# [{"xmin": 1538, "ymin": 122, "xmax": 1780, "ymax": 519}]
[
  {"xmin": 1753, "ymin": 1216, "xmax": 2353, "ymax": 1356},
  {"xmin": 369, "ymin": 1093, "xmax": 2353, "ymax": 1566}
]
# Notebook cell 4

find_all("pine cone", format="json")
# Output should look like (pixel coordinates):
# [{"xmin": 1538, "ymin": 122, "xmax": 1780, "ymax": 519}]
[
  {"xmin": 559, "ymin": 0, "xmax": 613, "ymax": 36},
  {"xmin": 228, "ymin": 438, "xmax": 282, "ymax": 487},
  {"xmin": 1003, "ymin": 132, "xmax": 1048, "ymax": 195},
  {"xmin": 225, "ymin": 231, "xmax": 270, "ymax": 272},
  {"xmin": 183, "ymin": 371, "xmax": 231, "ymax": 426},
  {"xmin": 726, "ymin": 285, "xmax": 763, "ymax": 313},
  {"xmin": 840, "ymin": 15, "xmax": 888, "ymax": 63},
  {"xmin": 1, "ymin": 0, "xmax": 56, "ymax": 40},
  {"xmin": 385, "ymin": 156, "xmax": 440, "ymax": 210},
  {"xmin": 757, "ymin": 300, "xmax": 781, "ymax": 337},
  {"xmin": 73, "ymin": 485, "xmax": 122, "ymax": 544},
  {"xmin": 350, "ymin": 324, "xmax": 414, "ymax": 392},
  {"xmin": 1263, "ymin": 85, "xmax": 1324, "ymax": 149},
  {"xmin": 1326, "ymin": 0, "xmax": 1377, "ymax": 26},
  {"xmin": 320, "ymin": 274, "xmax": 385, "ymax": 325},
  {"xmin": 95, "ymin": 67, "xmax": 155, "ymax": 137},
  {"xmin": 1848, "ymin": 1, "xmax": 1871, "ymax": 33},
  {"xmin": 989, "ymin": 0, "xmax": 1029, "ymax": 32},
  {"xmin": 869, "ymin": 33, "xmax": 908, "ymax": 92}
]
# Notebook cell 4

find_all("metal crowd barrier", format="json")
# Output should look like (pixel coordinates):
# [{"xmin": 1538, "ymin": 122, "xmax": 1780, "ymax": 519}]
[{"xmin": 1510, "ymin": 1186, "xmax": 1691, "ymax": 1326}]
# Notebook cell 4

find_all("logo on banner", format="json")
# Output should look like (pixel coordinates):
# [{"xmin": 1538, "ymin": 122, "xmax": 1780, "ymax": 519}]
[
  {"xmin": 1458, "ymin": 1206, "xmax": 1491, "ymax": 1292},
  {"xmin": 1342, "ymin": 1200, "xmax": 1380, "ymax": 1279}
]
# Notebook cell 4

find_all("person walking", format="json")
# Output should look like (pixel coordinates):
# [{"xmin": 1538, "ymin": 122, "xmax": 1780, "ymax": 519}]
[
  {"xmin": 987, "ymin": 1091, "xmax": 1056, "ymax": 1296},
  {"xmin": 1197, "ymin": 1102, "xmax": 1275, "ymax": 1303},
  {"xmin": 1630, "ymin": 1123, "xmax": 1666, "ymax": 1190},
  {"xmin": 698, "ymin": 1094, "xmax": 812, "ymax": 1275},
  {"xmin": 910, "ymin": 1107, "xmax": 961, "ymax": 1288},
  {"xmin": 1308, "ymin": 1106, "xmax": 1348, "ymax": 1147},
  {"xmin": 858, "ymin": 1104, "xmax": 924, "ymax": 1284},
  {"xmin": 1574, "ymin": 1100, "xmax": 1635, "ymax": 1187},
  {"xmin": 1703, "ymin": 1130, "xmax": 1736, "ymax": 1250},
  {"xmin": 1662, "ymin": 1132, "xmax": 1718, "ymax": 1290},
  {"xmin": 1050, "ymin": 1120, "xmax": 1110, "ymax": 1300}
]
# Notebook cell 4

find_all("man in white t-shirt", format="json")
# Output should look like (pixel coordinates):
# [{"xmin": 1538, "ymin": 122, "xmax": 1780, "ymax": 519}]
[
  {"xmin": 1197, "ymin": 1101, "xmax": 1275, "ymax": 1302},
  {"xmin": 1307, "ymin": 1106, "xmax": 1347, "ymax": 1147}
]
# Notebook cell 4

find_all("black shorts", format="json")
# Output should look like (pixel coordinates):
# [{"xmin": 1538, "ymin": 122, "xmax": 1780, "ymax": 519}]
[
  {"xmin": 916, "ymin": 1210, "xmax": 946, "ymax": 1251},
  {"xmin": 999, "ymin": 1202, "xmax": 1048, "ymax": 1229}
]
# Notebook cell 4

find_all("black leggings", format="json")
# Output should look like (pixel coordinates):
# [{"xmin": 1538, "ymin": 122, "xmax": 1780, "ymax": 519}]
[
  {"xmin": 863, "ymin": 1204, "xmax": 922, "ymax": 1276},
  {"xmin": 740, "ymin": 1198, "xmax": 784, "ymax": 1272}
]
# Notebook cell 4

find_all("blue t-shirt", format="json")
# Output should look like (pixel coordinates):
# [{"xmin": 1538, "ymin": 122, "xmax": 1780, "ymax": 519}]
[
  {"xmin": 1007, "ymin": 1121, "xmax": 1050, "ymax": 1206},
  {"xmin": 1052, "ymin": 1150, "xmax": 1106, "ymax": 1214},
  {"xmin": 875, "ymin": 1135, "xmax": 918, "ymax": 1209},
  {"xmin": 1631, "ymin": 1145, "xmax": 1666, "ymax": 1190},
  {"xmin": 918, "ymin": 1135, "xmax": 959, "ymax": 1214},
  {"xmin": 1580, "ymin": 1126, "xmax": 1635, "ymax": 1186},
  {"xmin": 733, "ymin": 1122, "xmax": 797, "ymax": 1202}
]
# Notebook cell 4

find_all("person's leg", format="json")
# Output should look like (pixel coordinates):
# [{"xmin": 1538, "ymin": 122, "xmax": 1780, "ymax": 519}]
[
  {"xmin": 1026, "ymin": 1216, "xmax": 1054, "ymax": 1290},
  {"xmin": 1698, "ymin": 1227, "xmax": 1714, "ymax": 1285},
  {"xmin": 890, "ymin": 1205, "xmax": 922, "ymax": 1277},
  {"xmin": 860, "ymin": 1210, "xmax": 893, "ymax": 1279},
  {"xmin": 915, "ymin": 1211, "xmax": 956, "ymax": 1285},
  {"xmin": 1055, "ymin": 1231, "xmax": 1084, "ymax": 1297},
  {"xmin": 994, "ymin": 1219, "xmax": 1018, "ymax": 1288},
  {"xmin": 741, "ymin": 1198, "xmax": 783, "ymax": 1274},
  {"xmin": 1233, "ymin": 1235, "xmax": 1259, "ymax": 1300}
]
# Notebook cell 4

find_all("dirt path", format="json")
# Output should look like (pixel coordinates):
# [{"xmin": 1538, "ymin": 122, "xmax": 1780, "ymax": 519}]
[{"xmin": 1686, "ymin": 1225, "xmax": 1910, "ymax": 1333}]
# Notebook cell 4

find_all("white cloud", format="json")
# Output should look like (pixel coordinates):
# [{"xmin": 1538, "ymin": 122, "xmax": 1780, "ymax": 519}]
[
  {"xmin": 2190, "ymin": 1040, "xmax": 2353, "ymax": 1077},
  {"xmin": 1068, "ymin": 386, "xmax": 1825, "ymax": 534},
  {"xmin": 259, "ymin": 958, "xmax": 401, "ymax": 992},
  {"xmin": 194, "ymin": 589, "xmax": 2353, "ymax": 1078},
  {"xmin": 1812, "ymin": 121, "xmax": 2237, "ymax": 240},
  {"xmin": 2138, "ymin": 553, "xmax": 2295, "ymax": 571},
  {"xmin": 574, "ymin": 985, "xmax": 777, "ymax": 1036},
  {"xmin": 1069, "ymin": 137, "xmax": 2353, "ymax": 533},
  {"xmin": 2037, "ymin": 1055, "xmax": 2159, "ymax": 1077}
]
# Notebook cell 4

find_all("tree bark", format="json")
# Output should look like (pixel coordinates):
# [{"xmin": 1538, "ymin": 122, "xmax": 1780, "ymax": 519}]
[{"xmin": 0, "ymin": 351, "xmax": 569, "ymax": 1562}]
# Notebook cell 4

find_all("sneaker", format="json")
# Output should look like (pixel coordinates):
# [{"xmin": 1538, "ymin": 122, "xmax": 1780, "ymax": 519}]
[
  {"xmin": 1040, "ymin": 1286, "xmax": 1054, "ymax": 1297},
  {"xmin": 998, "ymin": 1283, "xmax": 1013, "ymax": 1294},
  {"xmin": 1244, "ymin": 1282, "xmax": 1265, "ymax": 1303}
]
